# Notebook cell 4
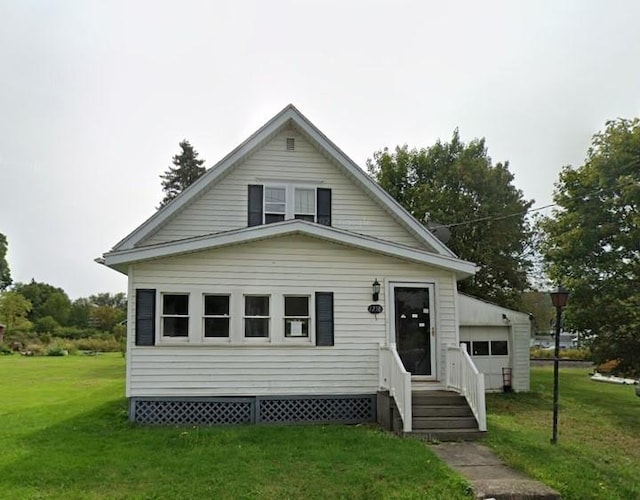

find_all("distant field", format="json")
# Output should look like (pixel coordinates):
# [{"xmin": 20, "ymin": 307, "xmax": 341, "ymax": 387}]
[
  {"xmin": 486, "ymin": 366, "xmax": 640, "ymax": 500},
  {"xmin": 0, "ymin": 354, "xmax": 471, "ymax": 499}
]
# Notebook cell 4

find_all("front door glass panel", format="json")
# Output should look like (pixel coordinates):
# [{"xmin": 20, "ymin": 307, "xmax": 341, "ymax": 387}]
[{"xmin": 394, "ymin": 287, "xmax": 431, "ymax": 375}]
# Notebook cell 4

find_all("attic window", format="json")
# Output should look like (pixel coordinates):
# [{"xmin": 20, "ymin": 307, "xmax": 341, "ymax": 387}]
[{"xmin": 286, "ymin": 137, "xmax": 295, "ymax": 151}]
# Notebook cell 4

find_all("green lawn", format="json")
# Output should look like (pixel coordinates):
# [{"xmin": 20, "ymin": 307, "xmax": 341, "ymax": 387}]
[
  {"xmin": 0, "ymin": 354, "xmax": 471, "ymax": 499},
  {"xmin": 486, "ymin": 366, "xmax": 640, "ymax": 500}
]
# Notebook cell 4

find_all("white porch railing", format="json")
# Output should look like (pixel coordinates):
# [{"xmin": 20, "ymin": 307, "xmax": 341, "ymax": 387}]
[
  {"xmin": 379, "ymin": 344, "xmax": 412, "ymax": 432},
  {"xmin": 445, "ymin": 343, "xmax": 487, "ymax": 431}
]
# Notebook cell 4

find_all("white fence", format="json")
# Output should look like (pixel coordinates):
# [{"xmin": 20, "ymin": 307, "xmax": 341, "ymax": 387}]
[
  {"xmin": 446, "ymin": 343, "xmax": 487, "ymax": 431},
  {"xmin": 379, "ymin": 344, "xmax": 412, "ymax": 432}
]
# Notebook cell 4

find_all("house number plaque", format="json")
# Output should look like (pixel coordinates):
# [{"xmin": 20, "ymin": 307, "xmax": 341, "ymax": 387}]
[{"xmin": 368, "ymin": 304, "xmax": 383, "ymax": 314}]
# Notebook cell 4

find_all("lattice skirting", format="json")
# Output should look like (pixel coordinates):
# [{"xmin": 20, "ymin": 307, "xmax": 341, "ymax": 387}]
[{"xmin": 130, "ymin": 395, "xmax": 376, "ymax": 425}]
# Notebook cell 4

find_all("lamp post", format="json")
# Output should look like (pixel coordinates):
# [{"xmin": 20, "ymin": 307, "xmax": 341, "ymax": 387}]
[{"xmin": 550, "ymin": 286, "xmax": 569, "ymax": 445}]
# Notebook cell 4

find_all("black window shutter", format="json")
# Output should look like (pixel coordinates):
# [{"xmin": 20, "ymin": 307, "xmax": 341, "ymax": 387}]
[
  {"xmin": 248, "ymin": 185, "xmax": 264, "ymax": 227},
  {"xmin": 317, "ymin": 188, "xmax": 331, "ymax": 226},
  {"xmin": 315, "ymin": 292, "xmax": 334, "ymax": 346},
  {"xmin": 135, "ymin": 289, "xmax": 156, "ymax": 346}
]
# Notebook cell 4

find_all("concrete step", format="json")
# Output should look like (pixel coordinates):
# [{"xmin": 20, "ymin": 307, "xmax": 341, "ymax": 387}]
[
  {"xmin": 413, "ymin": 416, "xmax": 478, "ymax": 429},
  {"xmin": 409, "ymin": 429, "xmax": 487, "ymax": 442},
  {"xmin": 412, "ymin": 391, "xmax": 467, "ymax": 406},
  {"xmin": 412, "ymin": 405, "xmax": 473, "ymax": 417}
]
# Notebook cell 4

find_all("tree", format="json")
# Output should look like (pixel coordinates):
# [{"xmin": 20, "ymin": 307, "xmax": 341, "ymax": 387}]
[
  {"xmin": 0, "ymin": 233, "xmax": 11, "ymax": 291},
  {"xmin": 159, "ymin": 140, "xmax": 206, "ymax": 207},
  {"xmin": 89, "ymin": 292, "xmax": 127, "ymax": 311},
  {"xmin": 367, "ymin": 130, "xmax": 534, "ymax": 309},
  {"xmin": 12, "ymin": 280, "xmax": 71, "ymax": 326},
  {"xmin": 541, "ymin": 118, "xmax": 640, "ymax": 374},
  {"xmin": 90, "ymin": 306, "xmax": 126, "ymax": 332},
  {"xmin": 0, "ymin": 291, "xmax": 32, "ymax": 333},
  {"xmin": 521, "ymin": 291, "xmax": 554, "ymax": 335},
  {"xmin": 68, "ymin": 298, "xmax": 93, "ymax": 328}
]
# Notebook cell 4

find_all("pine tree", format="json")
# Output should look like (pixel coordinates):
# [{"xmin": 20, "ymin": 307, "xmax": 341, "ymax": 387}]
[{"xmin": 159, "ymin": 140, "xmax": 206, "ymax": 207}]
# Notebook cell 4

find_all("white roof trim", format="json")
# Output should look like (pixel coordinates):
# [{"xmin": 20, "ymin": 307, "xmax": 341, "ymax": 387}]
[
  {"xmin": 110, "ymin": 104, "xmax": 458, "ymax": 256},
  {"xmin": 103, "ymin": 220, "xmax": 476, "ymax": 278}
]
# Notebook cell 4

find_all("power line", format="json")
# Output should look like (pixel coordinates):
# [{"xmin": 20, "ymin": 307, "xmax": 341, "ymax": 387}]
[{"xmin": 429, "ymin": 173, "xmax": 638, "ymax": 230}]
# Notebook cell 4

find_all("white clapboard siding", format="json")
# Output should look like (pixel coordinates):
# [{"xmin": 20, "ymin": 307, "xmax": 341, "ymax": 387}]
[
  {"xmin": 142, "ymin": 127, "xmax": 424, "ymax": 249},
  {"xmin": 127, "ymin": 234, "xmax": 457, "ymax": 397}
]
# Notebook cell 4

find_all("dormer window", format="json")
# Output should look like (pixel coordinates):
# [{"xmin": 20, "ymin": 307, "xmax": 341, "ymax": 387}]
[{"xmin": 248, "ymin": 184, "xmax": 331, "ymax": 227}]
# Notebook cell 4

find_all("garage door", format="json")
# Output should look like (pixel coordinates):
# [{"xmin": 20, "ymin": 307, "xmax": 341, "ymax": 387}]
[{"xmin": 460, "ymin": 326, "xmax": 511, "ymax": 391}]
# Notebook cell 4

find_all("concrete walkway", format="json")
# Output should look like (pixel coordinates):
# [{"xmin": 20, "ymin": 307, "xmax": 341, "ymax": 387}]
[{"xmin": 430, "ymin": 441, "xmax": 560, "ymax": 500}]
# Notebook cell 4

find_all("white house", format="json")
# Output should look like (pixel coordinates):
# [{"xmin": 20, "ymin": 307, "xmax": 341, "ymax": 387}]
[{"xmin": 100, "ymin": 105, "xmax": 515, "ymax": 437}]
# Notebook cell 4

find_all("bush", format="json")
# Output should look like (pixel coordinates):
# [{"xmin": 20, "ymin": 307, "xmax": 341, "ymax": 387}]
[
  {"xmin": 53, "ymin": 326, "xmax": 103, "ymax": 339},
  {"xmin": 74, "ymin": 336, "xmax": 120, "ymax": 353},
  {"xmin": 530, "ymin": 347, "xmax": 591, "ymax": 360},
  {"xmin": 24, "ymin": 343, "xmax": 45, "ymax": 356},
  {"xmin": 46, "ymin": 345, "xmax": 68, "ymax": 356},
  {"xmin": 0, "ymin": 343, "xmax": 13, "ymax": 355}
]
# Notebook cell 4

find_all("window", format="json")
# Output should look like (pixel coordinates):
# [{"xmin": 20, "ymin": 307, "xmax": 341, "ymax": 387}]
[
  {"xmin": 264, "ymin": 187, "xmax": 286, "ymax": 224},
  {"xmin": 162, "ymin": 294, "xmax": 189, "ymax": 337},
  {"xmin": 294, "ymin": 188, "xmax": 315, "ymax": 222},
  {"xmin": 472, "ymin": 341, "xmax": 489, "ymax": 356},
  {"xmin": 491, "ymin": 340, "xmax": 509, "ymax": 356},
  {"xmin": 284, "ymin": 296, "xmax": 309, "ymax": 337},
  {"xmin": 249, "ymin": 184, "xmax": 331, "ymax": 227},
  {"xmin": 245, "ymin": 296, "xmax": 270, "ymax": 338},
  {"xmin": 203, "ymin": 295, "xmax": 230, "ymax": 338}
]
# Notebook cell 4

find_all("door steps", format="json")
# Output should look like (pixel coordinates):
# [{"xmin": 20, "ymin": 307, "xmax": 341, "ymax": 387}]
[{"xmin": 393, "ymin": 390, "xmax": 486, "ymax": 441}]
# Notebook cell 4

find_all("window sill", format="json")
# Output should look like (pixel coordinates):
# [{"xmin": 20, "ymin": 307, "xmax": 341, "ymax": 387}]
[{"xmin": 139, "ymin": 342, "xmax": 320, "ymax": 348}]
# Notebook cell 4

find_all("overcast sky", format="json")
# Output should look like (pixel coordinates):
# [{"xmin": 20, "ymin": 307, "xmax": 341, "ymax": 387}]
[{"xmin": 1, "ymin": 0, "xmax": 639, "ymax": 299}]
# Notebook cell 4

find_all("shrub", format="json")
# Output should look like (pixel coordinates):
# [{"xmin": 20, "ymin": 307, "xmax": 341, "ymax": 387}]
[
  {"xmin": 0, "ymin": 343, "xmax": 13, "ymax": 355},
  {"xmin": 74, "ymin": 336, "xmax": 120, "ymax": 353},
  {"xmin": 24, "ymin": 343, "xmax": 45, "ymax": 356},
  {"xmin": 53, "ymin": 326, "xmax": 103, "ymax": 339},
  {"xmin": 530, "ymin": 347, "xmax": 591, "ymax": 360},
  {"xmin": 46, "ymin": 345, "xmax": 68, "ymax": 356}
]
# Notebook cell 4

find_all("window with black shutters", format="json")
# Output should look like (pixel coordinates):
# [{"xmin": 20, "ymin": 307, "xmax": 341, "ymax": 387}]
[
  {"xmin": 162, "ymin": 294, "xmax": 189, "ymax": 337},
  {"xmin": 248, "ymin": 184, "xmax": 331, "ymax": 227}
]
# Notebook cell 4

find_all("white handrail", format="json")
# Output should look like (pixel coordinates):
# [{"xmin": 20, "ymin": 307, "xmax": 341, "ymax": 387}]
[
  {"xmin": 379, "ymin": 344, "xmax": 412, "ymax": 432},
  {"xmin": 446, "ymin": 343, "xmax": 487, "ymax": 432}
]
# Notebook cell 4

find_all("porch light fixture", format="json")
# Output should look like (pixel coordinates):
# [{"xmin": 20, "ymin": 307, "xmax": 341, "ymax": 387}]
[
  {"xmin": 372, "ymin": 279, "xmax": 381, "ymax": 302},
  {"xmin": 549, "ymin": 285, "xmax": 569, "ymax": 445}
]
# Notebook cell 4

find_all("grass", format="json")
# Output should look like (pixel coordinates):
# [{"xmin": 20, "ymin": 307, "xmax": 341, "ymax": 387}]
[
  {"xmin": 486, "ymin": 366, "xmax": 640, "ymax": 500},
  {"xmin": 0, "ymin": 354, "xmax": 471, "ymax": 499}
]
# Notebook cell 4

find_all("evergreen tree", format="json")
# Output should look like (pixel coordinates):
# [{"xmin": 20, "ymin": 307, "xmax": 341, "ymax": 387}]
[{"xmin": 159, "ymin": 140, "xmax": 206, "ymax": 207}]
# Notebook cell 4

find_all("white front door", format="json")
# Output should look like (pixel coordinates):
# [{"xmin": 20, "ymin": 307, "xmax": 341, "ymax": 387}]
[{"xmin": 390, "ymin": 283, "xmax": 436, "ymax": 379}]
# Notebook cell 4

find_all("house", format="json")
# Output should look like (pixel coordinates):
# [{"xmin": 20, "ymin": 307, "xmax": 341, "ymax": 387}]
[
  {"xmin": 100, "ymin": 104, "xmax": 502, "ymax": 436},
  {"xmin": 458, "ymin": 293, "xmax": 531, "ymax": 392}
]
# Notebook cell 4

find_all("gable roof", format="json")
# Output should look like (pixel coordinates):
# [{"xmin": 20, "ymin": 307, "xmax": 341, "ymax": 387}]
[
  {"xmin": 101, "ymin": 219, "xmax": 476, "ymax": 279},
  {"xmin": 111, "ymin": 104, "xmax": 457, "ymax": 257}
]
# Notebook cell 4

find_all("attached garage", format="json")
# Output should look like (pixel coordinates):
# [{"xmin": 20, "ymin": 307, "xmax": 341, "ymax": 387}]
[{"xmin": 458, "ymin": 293, "xmax": 532, "ymax": 392}]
